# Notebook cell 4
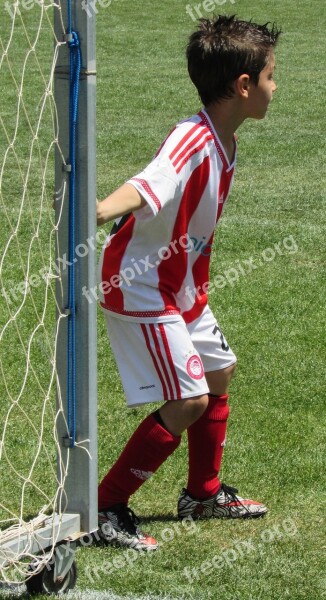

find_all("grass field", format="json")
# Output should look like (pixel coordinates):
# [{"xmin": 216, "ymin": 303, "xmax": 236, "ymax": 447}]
[{"xmin": 1, "ymin": 0, "xmax": 326, "ymax": 598}]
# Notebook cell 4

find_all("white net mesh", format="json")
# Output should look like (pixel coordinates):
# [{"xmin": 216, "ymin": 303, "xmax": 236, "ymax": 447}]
[{"xmin": 0, "ymin": 0, "xmax": 72, "ymax": 583}]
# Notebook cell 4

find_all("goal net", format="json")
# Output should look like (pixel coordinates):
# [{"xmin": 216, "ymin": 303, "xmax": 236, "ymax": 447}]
[{"xmin": 0, "ymin": 0, "xmax": 90, "ymax": 585}]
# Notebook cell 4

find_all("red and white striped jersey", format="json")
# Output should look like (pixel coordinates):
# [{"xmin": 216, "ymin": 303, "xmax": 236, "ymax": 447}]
[{"xmin": 98, "ymin": 109, "xmax": 236, "ymax": 323}]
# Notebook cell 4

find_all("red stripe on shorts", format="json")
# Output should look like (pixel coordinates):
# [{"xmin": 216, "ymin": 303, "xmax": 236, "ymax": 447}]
[
  {"xmin": 158, "ymin": 323, "xmax": 181, "ymax": 399},
  {"xmin": 141, "ymin": 324, "xmax": 169, "ymax": 400},
  {"xmin": 148, "ymin": 324, "xmax": 175, "ymax": 400}
]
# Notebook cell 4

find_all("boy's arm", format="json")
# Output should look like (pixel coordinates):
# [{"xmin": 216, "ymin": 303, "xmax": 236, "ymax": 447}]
[{"xmin": 97, "ymin": 183, "xmax": 146, "ymax": 225}]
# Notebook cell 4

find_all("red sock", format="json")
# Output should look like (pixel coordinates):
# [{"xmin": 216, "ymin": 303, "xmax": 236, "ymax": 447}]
[
  {"xmin": 186, "ymin": 394, "xmax": 229, "ymax": 499},
  {"xmin": 98, "ymin": 413, "xmax": 181, "ymax": 510}
]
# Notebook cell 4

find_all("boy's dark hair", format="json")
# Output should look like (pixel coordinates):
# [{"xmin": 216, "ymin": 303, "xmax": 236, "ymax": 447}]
[{"xmin": 187, "ymin": 15, "xmax": 281, "ymax": 106}]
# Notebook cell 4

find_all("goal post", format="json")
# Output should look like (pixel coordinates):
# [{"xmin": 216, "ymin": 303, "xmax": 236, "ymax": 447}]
[
  {"xmin": 54, "ymin": 1, "xmax": 98, "ymax": 536},
  {"xmin": 0, "ymin": 0, "xmax": 98, "ymax": 587}
]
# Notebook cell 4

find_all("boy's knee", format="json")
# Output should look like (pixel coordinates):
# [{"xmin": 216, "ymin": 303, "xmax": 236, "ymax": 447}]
[
  {"xmin": 158, "ymin": 393, "xmax": 209, "ymax": 436},
  {"xmin": 184, "ymin": 394, "xmax": 209, "ymax": 423},
  {"xmin": 226, "ymin": 362, "xmax": 237, "ymax": 387},
  {"xmin": 205, "ymin": 362, "xmax": 237, "ymax": 396},
  {"xmin": 228, "ymin": 362, "xmax": 237, "ymax": 377}
]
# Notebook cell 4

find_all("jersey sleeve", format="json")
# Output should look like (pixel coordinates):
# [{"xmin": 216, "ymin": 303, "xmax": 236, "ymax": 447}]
[{"xmin": 127, "ymin": 154, "xmax": 180, "ymax": 221}]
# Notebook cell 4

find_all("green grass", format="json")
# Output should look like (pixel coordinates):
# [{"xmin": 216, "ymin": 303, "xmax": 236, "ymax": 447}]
[{"xmin": 1, "ymin": 0, "xmax": 326, "ymax": 598}]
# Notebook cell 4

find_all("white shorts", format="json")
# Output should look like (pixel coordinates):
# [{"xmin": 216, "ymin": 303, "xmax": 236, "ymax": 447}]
[{"xmin": 102, "ymin": 306, "xmax": 237, "ymax": 407}]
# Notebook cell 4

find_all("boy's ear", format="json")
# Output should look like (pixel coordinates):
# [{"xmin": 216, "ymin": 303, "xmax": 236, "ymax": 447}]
[{"xmin": 234, "ymin": 74, "xmax": 251, "ymax": 99}]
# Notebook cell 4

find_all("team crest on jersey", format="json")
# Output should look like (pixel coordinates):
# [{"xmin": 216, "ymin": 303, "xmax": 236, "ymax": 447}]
[{"xmin": 186, "ymin": 355, "xmax": 204, "ymax": 380}]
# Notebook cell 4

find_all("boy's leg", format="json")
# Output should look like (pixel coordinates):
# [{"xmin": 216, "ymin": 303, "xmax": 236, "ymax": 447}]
[
  {"xmin": 98, "ymin": 394, "xmax": 208, "ymax": 551},
  {"xmin": 178, "ymin": 307, "xmax": 267, "ymax": 519},
  {"xmin": 179, "ymin": 369, "xmax": 268, "ymax": 518},
  {"xmin": 98, "ymin": 312, "xmax": 210, "ymax": 549},
  {"xmin": 184, "ymin": 365, "xmax": 235, "ymax": 500},
  {"xmin": 182, "ymin": 307, "xmax": 236, "ymax": 499},
  {"xmin": 98, "ymin": 393, "xmax": 208, "ymax": 510}
]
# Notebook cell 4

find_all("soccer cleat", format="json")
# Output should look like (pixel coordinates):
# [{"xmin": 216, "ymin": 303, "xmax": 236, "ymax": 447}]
[
  {"xmin": 98, "ymin": 503, "xmax": 158, "ymax": 551},
  {"xmin": 178, "ymin": 483, "xmax": 267, "ymax": 520}
]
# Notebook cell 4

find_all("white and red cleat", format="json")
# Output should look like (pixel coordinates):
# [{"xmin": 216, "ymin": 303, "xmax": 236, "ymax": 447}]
[
  {"xmin": 178, "ymin": 483, "xmax": 267, "ymax": 520},
  {"xmin": 98, "ymin": 503, "xmax": 158, "ymax": 551}
]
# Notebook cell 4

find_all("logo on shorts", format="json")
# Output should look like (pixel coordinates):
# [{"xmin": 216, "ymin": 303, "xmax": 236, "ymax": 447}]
[{"xmin": 186, "ymin": 355, "xmax": 204, "ymax": 380}]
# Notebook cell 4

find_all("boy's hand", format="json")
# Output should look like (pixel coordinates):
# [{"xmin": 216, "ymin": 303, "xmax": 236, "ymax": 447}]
[{"xmin": 97, "ymin": 198, "xmax": 110, "ymax": 226}]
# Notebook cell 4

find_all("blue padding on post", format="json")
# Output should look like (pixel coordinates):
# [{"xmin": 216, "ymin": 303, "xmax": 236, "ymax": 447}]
[{"xmin": 66, "ymin": 1, "xmax": 82, "ymax": 448}]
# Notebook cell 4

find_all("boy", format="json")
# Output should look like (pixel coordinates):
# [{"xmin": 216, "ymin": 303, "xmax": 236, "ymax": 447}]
[{"xmin": 96, "ymin": 15, "xmax": 280, "ymax": 551}]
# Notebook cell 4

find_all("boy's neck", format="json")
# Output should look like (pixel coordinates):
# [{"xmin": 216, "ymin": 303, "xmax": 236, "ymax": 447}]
[{"xmin": 205, "ymin": 101, "xmax": 245, "ymax": 161}]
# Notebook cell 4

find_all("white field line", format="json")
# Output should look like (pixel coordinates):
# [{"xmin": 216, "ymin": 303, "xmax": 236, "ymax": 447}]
[
  {"xmin": 66, "ymin": 592, "xmax": 180, "ymax": 600},
  {"xmin": 0, "ymin": 584, "xmax": 181, "ymax": 600}
]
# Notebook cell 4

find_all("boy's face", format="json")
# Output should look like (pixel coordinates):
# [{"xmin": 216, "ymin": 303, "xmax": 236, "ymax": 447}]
[{"xmin": 246, "ymin": 52, "xmax": 277, "ymax": 119}]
